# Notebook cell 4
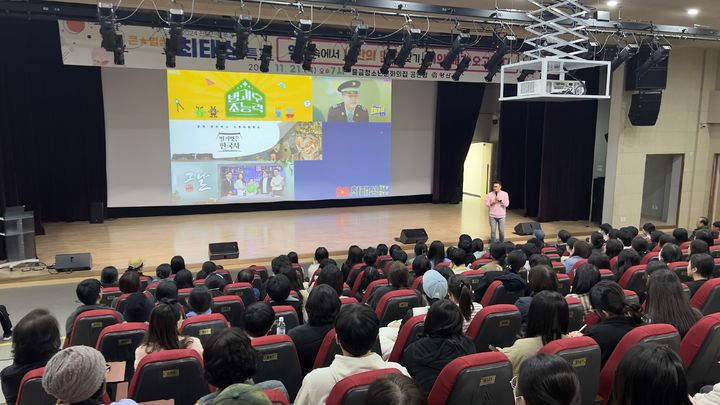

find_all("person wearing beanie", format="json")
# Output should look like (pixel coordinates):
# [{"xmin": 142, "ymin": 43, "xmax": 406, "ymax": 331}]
[
  {"xmin": 127, "ymin": 257, "xmax": 144, "ymax": 272},
  {"xmin": 212, "ymin": 384, "xmax": 272, "ymax": 405},
  {"xmin": 122, "ymin": 292, "xmax": 154, "ymax": 323},
  {"xmin": 42, "ymin": 346, "xmax": 137, "ymax": 405}
]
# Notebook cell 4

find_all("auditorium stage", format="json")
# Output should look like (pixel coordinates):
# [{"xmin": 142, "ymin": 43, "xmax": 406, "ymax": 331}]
[{"xmin": 0, "ymin": 197, "xmax": 597, "ymax": 286}]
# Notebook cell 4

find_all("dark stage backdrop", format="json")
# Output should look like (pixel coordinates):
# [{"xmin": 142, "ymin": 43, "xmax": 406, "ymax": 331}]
[{"xmin": 0, "ymin": 19, "xmax": 108, "ymax": 260}]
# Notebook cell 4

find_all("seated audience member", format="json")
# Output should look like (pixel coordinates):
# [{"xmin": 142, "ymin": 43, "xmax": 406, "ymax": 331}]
[
  {"xmin": 307, "ymin": 247, "xmax": 329, "ymax": 280},
  {"xmin": 42, "ymin": 346, "xmax": 137, "ymax": 405},
  {"xmin": 427, "ymin": 240, "xmax": 448, "ymax": 269},
  {"xmin": 1, "ymin": 309, "xmax": 61, "ymax": 405},
  {"xmin": 686, "ymin": 253, "xmax": 714, "ymax": 296},
  {"xmin": 347, "ymin": 247, "xmax": 376, "ymax": 288},
  {"xmin": 642, "ymin": 222, "xmax": 656, "ymax": 241},
  {"xmin": 604, "ymin": 239, "xmax": 624, "ymax": 260},
  {"xmin": 170, "ymin": 255, "xmax": 187, "ymax": 275},
  {"xmin": 403, "ymin": 300, "xmax": 476, "ymax": 393},
  {"xmin": 411, "ymin": 255, "xmax": 432, "ymax": 278},
  {"xmin": 471, "ymin": 238, "xmax": 486, "ymax": 259},
  {"xmin": 533, "ymin": 229, "xmax": 546, "ymax": 246},
  {"xmin": 197, "ymin": 328, "xmax": 288, "ymax": 405},
  {"xmin": 575, "ymin": 281, "xmax": 642, "ymax": 366},
  {"xmin": 515, "ymin": 265, "xmax": 558, "ymax": 327},
  {"xmin": 204, "ymin": 272, "xmax": 227, "ymax": 297},
  {"xmin": 288, "ymin": 251, "xmax": 300, "ymax": 266},
  {"xmin": 244, "ymin": 302, "xmax": 275, "ymax": 339},
  {"xmin": 564, "ymin": 240, "xmax": 592, "ymax": 275},
  {"xmin": 590, "ymin": 232, "xmax": 605, "ymax": 256},
  {"xmin": 649, "ymin": 230, "xmax": 665, "ymax": 251},
  {"xmin": 644, "ymin": 269, "xmax": 701, "ymax": 338},
  {"xmin": 266, "ymin": 274, "xmax": 301, "ymax": 321},
  {"xmin": 365, "ymin": 374, "xmax": 427, "ymax": 405},
  {"xmin": 271, "ymin": 255, "xmax": 292, "ymax": 276},
  {"xmin": 342, "ymin": 246, "xmax": 364, "ymax": 281},
  {"xmin": 615, "ymin": 249, "xmax": 641, "ymax": 279},
  {"xmin": 390, "ymin": 244, "xmax": 403, "ymax": 259},
  {"xmin": 123, "ymin": 292, "xmax": 154, "ymax": 323},
  {"xmin": 658, "ymin": 233, "xmax": 678, "ymax": 250},
  {"xmin": 567, "ymin": 263, "xmax": 601, "ymax": 313},
  {"xmin": 507, "ymin": 250, "xmax": 528, "ymax": 275},
  {"xmin": 174, "ymin": 268, "xmax": 194, "ymax": 290},
  {"xmin": 474, "ymin": 244, "xmax": 527, "ymax": 302},
  {"xmin": 448, "ymin": 275, "xmax": 482, "ymax": 334},
  {"xmin": 368, "ymin": 262, "xmax": 410, "ymax": 308},
  {"xmin": 186, "ymin": 285, "xmax": 213, "ymax": 317},
  {"xmin": 101, "ymin": 266, "xmax": 119, "ymax": 288},
  {"xmin": 498, "ymin": 290, "xmax": 569, "ymax": 376},
  {"xmin": 408, "ymin": 242, "xmax": 428, "ymax": 265},
  {"xmin": 195, "ymin": 261, "xmax": 217, "ymax": 280},
  {"xmin": 612, "ymin": 343, "xmax": 694, "ymax": 405},
  {"xmin": 660, "ymin": 243, "xmax": 683, "ymax": 263},
  {"xmin": 626, "ymin": 226, "xmax": 640, "ymax": 239},
  {"xmin": 458, "ymin": 239, "xmax": 475, "ymax": 266},
  {"xmin": 154, "ymin": 263, "xmax": 172, "ymax": 281},
  {"xmin": 448, "ymin": 248, "xmax": 468, "ymax": 274},
  {"xmin": 556, "ymin": 230, "xmax": 572, "ymax": 255},
  {"xmin": 279, "ymin": 265, "xmax": 306, "ymax": 300},
  {"xmin": 562, "ymin": 238, "xmax": 577, "ymax": 260},
  {"xmin": 631, "ymin": 237, "xmax": 649, "ymax": 258},
  {"xmin": 646, "ymin": 260, "xmax": 669, "ymax": 275},
  {"xmin": 617, "ymin": 229, "xmax": 633, "ymax": 249},
  {"xmin": 119, "ymin": 270, "xmax": 141, "ymax": 294},
  {"xmin": 599, "ymin": 223, "xmax": 613, "ymax": 241},
  {"xmin": 713, "ymin": 221, "xmax": 720, "ymax": 239},
  {"xmin": 479, "ymin": 243, "xmax": 507, "ymax": 272},
  {"xmin": 294, "ymin": 304, "xmax": 409, "ymax": 405},
  {"xmin": 608, "ymin": 228, "xmax": 619, "ymax": 240},
  {"xmin": 127, "ymin": 257, "xmax": 144, "ymax": 273},
  {"xmin": 695, "ymin": 229, "xmax": 715, "ymax": 248},
  {"xmin": 391, "ymin": 249, "xmax": 409, "ymax": 265},
  {"xmin": 355, "ymin": 266, "xmax": 384, "ymax": 301},
  {"xmin": 529, "ymin": 254, "xmax": 552, "ymax": 268},
  {"xmin": 515, "ymin": 353, "xmax": 581, "ymax": 405},
  {"xmin": 135, "ymin": 303, "xmax": 202, "ymax": 368},
  {"xmin": 66, "ymin": 279, "xmax": 106, "ymax": 336},
  {"xmin": 237, "ymin": 269, "xmax": 261, "ymax": 300},
  {"xmin": 288, "ymin": 285, "xmax": 340, "ymax": 375},
  {"xmin": 519, "ymin": 244, "xmax": 539, "ymax": 266},
  {"xmin": 376, "ymin": 243, "xmax": 389, "ymax": 257},
  {"xmin": 674, "ymin": 228, "xmax": 691, "ymax": 244},
  {"xmin": 587, "ymin": 253, "xmax": 611, "ymax": 271},
  {"xmin": 690, "ymin": 239, "xmax": 710, "ymax": 256},
  {"xmin": 313, "ymin": 263, "xmax": 345, "ymax": 295},
  {"xmin": 154, "ymin": 279, "xmax": 179, "ymax": 302},
  {"xmin": 692, "ymin": 217, "xmax": 711, "ymax": 239}
]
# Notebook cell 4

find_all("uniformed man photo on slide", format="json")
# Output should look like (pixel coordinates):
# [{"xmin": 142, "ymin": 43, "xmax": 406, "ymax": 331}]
[{"xmin": 327, "ymin": 80, "xmax": 370, "ymax": 122}]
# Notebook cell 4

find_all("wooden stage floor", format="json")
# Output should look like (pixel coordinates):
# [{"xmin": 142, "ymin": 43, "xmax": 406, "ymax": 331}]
[{"xmin": 0, "ymin": 197, "xmax": 597, "ymax": 286}]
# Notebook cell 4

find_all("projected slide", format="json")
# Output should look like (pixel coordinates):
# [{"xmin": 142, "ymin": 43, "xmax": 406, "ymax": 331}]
[{"xmin": 168, "ymin": 70, "xmax": 392, "ymax": 205}]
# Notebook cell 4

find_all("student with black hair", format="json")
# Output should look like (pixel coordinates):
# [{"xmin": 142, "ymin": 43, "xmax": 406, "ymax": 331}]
[
  {"xmin": 135, "ymin": 303, "xmax": 203, "ymax": 368},
  {"xmin": 590, "ymin": 232, "xmax": 605, "ymax": 256},
  {"xmin": 515, "ymin": 353, "xmax": 581, "ymax": 405},
  {"xmin": 604, "ymin": 239, "xmax": 624, "ymax": 260},
  {"xmin": 599, "ymin": 223, "xmax": 613, "ymax": 240},
  {"xmin": 529, "ymin": 254, "xmax": 553, "ymax": 268},
  {"xmin": 66, "ymin": 279, "xmax": 106, "ymax": 336},
  {"xmin": 696, "ymin": 229, "xmax": 715, "ymax": 248},
  {"xmin": 195, "ymin": 261, "xmax": 217, "ymax": 281},
  {"xmin": 645, "ymin": 269, "xmax": 701, "ymax": 337},
  {"xmin": 692, "ymin": 217, "xmax": 711, "ymax": 239},
  {"xmin": 686, "ymin": 253, "xmax": 714, "ymax": 296},
  {"xmin": 295, "ymin": 304, "xmax": 409, "ymax": 405},
  {"xmin": 187, "ymin": 285, "xmax": 213, "ymax": 317},
  {"xmin": 288, "ymin": 251, "xmax": 299, "ymax": 265},
  {"xmin": 155, "ymin": 279, "xmax": 178, "ymax": 302},
  {"xmin": 515, "ymin": 265, "xmax": 558, "ymax": 327},
  {"xmin": 498, "ymin": 290, "xmax": 569, "ymax": 376},
  {"xmin": 631, "ymin": 237, "xmax": 649, "ymax": 258},
  {"xmin": 474, "ymin": 244, "xmax": 527, "ymax": 302},
  {"xmin": 427, "ymin": 240, "xmax": 448, "ymax": 269},
  {"xmin": 408, "ymin": 242, "xmax": 428, "ymax": 266},
  {"xmin": 101, "ymin": 266, "xmax": 119, "ymax": 288},
  {"xmin": 447, "ymin": 275, "xmax": 482, "ymax": 334},
  {"xmin": 556, "ymin": 230, "xmax": 572, "ymax": 255},
  {"xmin": 449, "ymin": 248, "xmax": 468, "ymax": 274},
  {"xmin": 368, "ymin": 262, "xmax": 410, "ymax": 309},
  {"xmin": 355, "ymin": 266, "xmax": 384, "ymax": 302},
  {"xmin": 564, "ymin": 240, "xmax": 592, "ymax": 275},
  {"xmin": 411, "ymin": 255, "xmax": 432, "ymax": 278},
  {"xmin": 174, "ymin": 268, "xmax": 194, "ymax": 290},
  {"xmin": 376, "ymin": 244, "xmax": 389, "ymax": 257},
  {"xmin": 365, "ymin": 374, "xmax": 427, "ymax": 405},
  {"xmin": 389, "ymin": 244, "xmax": 402, "ymax": 257},
  {"xmin": 660, "ymin": 243, "xmax": 683, "ymax": 263},
  {"xmin": 587, "ymin": 254, "xmax": 611, "ymax": 271},
  {"xmin": 612, "ymin": 343, "xmax": 693, "ymax": 405},
  {"xmin": 649, "ymin": 230, "xmax": 665, "ymax": 251},
  {"xmin": 617, "ymin": 229, "xmax": 633, "ymax": 248},
  {"xmin": 289, "ymin": 285, "xmax": 341, "ymax": 375},
  {"xmin": 271, "ymin": 254, "xmax": 292, "ymax": 276},
  {"xmin": 266, "ymin": 274, "xmax": 302, "ymax": 323},
  {"xmin": 674, "ymin": 228, "xmax": 691, "ymax": 244},
  {"xmin": 119, "ymin": 270, "xmax": 141, "ymax": 294},
  {"xmin": 123, "ymin": 292, "xmax": 154, "ymax": 323},
  {"xmin": 154, "ymin": 263, "xmax": 172, "ymax": 281},
  {"xmin": 170, "ymin": 255, "xmax": 186, "ymax": 275},
  {"xmin": 391, "ymin": 249, "xmax": 408, "ymax": 264},
  {"xmin": 237, "ymin": 269, "xmax": 261, "ymax": 301},
  {"xmin": 243, "ymin": 302, "xmax": 275, "ymax": 338},
  {"xmin": 312, "ymin": 263, "xmax": 345, "ymax": 296},
  {"xmin": 204, "ymin": 272, "xmax": 227, "ymax": 297},
  {"xmin": 615, "ymin": 249, "xmax": 641, "ymax": 279},
  {"xmin": 567, "ymin": 263, "xmax": 601, "ymax": 313},
  {"xmin": 403, "ymin": 300, "xmax": 476, "ymax": 393},
  {"xmin": 506, "ymin": 250, "xmax": 527, "ymax": 274},
  {"xmin": 347, "ymin": 247, "xmax": 374, "ymax": 288},
  {"xmin": 479, "ymin": 243, "xmax": 508, "ymax": 272},
  {"xmin": 690, "ymin": 239, "xmax": 710, "ymax": 256},
  {"xmin": 642, "ymin": 222, "xmax": 656, "ymax": 241},
  {"xmin": 471, "ymin": 238, "xmax": 486, "ymax": 259},
  {"xmin": 307, "ymin": 247, "xmax": 329, "ymax": 280}
]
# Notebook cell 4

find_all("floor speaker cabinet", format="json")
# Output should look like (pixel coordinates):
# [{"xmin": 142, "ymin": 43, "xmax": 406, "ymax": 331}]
[
  {"xmin": 397, "ymin": 228, "xmax": 429, "ymax": 244},
  {"xmin": 514, "ymin": 222, "xmax": 541, "ymax": 236},
  {"xmin": 90, "ymin": 202, "xmax": 105, "ymax": 224},
  {"xmin": 209, "ymin": 242, "xmax": 239, "ymax": 260},
  {"xmin": 628, "ymin": 92, "xmax": 662, "ymax": 126},
  {"xmin": 55, "ymin": 253, "xmax": 93, "ymax": 272}
]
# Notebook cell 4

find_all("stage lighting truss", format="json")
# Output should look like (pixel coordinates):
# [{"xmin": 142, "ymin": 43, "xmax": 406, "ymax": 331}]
[
  {"xmin": 234, "ymin": 15, "xmax": 253, "ymax": 59},
  {"xmin": 343, "ymin": 24, "xmax": 369, "ymax": 72},
  {"xmin": 417, "ymin": 50, "xmax": 435, "ymax": 76},
  {"xmin": 394, "ymin": 26, "xmax": 421, "ymax": 68},
  {"xmin": 440, "ymin": 30, "xmax": 471, "ymax": 70},
  {"xmin": 97, "ymin": 2, "xmax": 125, "ymax": 65},
  {"xmin": 164, "ymin": 8, "xmax": 185, "ymax": 68},
  {"xmin": 379, "ymin": 48, "xmax": 397, "ymax": 75},
  {"xmin": 291, "ymin": 19, "xmax": 313, "ymax": 64},
  {"xmin": 259, "ymin": 44, "xmax": 273, "ymax": 72}
]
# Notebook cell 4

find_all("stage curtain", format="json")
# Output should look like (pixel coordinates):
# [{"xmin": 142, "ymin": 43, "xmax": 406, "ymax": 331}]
[
  {"xmin": 432, "ymin": 82, "xmax": 486, "ymax": 203},
  {"xmin": 497, "ymin": 99, "xmax": 527, "ymax": 211},
  {"xmin": 0, "ymin": 20, "xmax": 107, "ymax": 260}
]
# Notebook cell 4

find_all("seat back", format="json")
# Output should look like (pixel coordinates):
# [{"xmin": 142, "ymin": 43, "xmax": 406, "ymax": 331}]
[
  {"xmin": 96, "ymin": 322, "xmax": 148, "ymax": 381},
  {"xmin": 557, "ymin": 273, "xmax": 571, "ymax": 296},
  {"xmin": 340, "ymin": 296, "xmax": 359, "ymax": 307},
  {"xmin": 350, "ymin": 268, "xmax": 366, "ymax": 297},
  {"xmin": 599, "ymin": 269, "xmax": 615, "ymax": 282},
  {"xmin": 326, "ymin": 369, "xmax": 403, "ymax": 405},
  {"xmin": 480, "ymin": 280, "xmax": 523, "ymax": 307},
  {"xmin": 375, "ymin": 290, "xmax": 421, "ymax": 327},
  {"xmin": 178, "ymin": 288, "xmax": 194, "ymax": 303},
  {"xmin": 690, "ymin": 278, "xmax": 720, "ymax": 315},
  {"xmin": 466, "ymin": 304, "xmax": 521, "ymax": 352},
  {"xmin": 128, "ymin": 349, "xmax": 209, "ymax": 405},
  {"xmin": 265, "ymin": 389, "xmax": 290, "ymax": 405},
  {"xmin": 212, "ymin": 295, "xmax": 245, "ymax": 327},
  {"xmin": 411, "ymin": 275, "xmax": 423, "ymax": 291},
  {"xmin": 565, "ymin": 296, "xmax": 585, "ymax": 332},
  {"xmin": 224, "ymin": 282, "xmax": 257, "ymax": 307},
  {"xmin": 214, "ymin": 269, "xmax": 233, "ymax": 284},
  {"xmin": 192, "ymin": 279, "xmax": 205, "ymax": 286},
  {"xmin": 618, "ymin": 265, "xmax": 647, "ymax": 295},
  {"xmin": 609, "ymin": 256, "xmax": 619, "ymax": 271},
  {"xmin": 469, "ymin": 259, "xmax": 491, "ymax": 269},
  {"xmin": 598, "ymin": 324, "xmax": 680, "ymax": 401},
  {"xmin": 623, "ymin": 289, "xmax": 640, "ymax": 306},
  {"xmin": 388, "ymin": 314, "xmax": 426, "ymax": 364},
  {"xmin": 248, "ymin": 265, "xmax": 269, "ymax": 281},
  {"xmin": 571, "ymin": 258, "xmax": 589, "ymax": 274},
  {"xmin": 67, "ymin": 309, "xmax": 123, "ymax": 348},
  {"xmin": 313, "ymin": 328, "xmax": 383, "ymax": 369},
  {"xmin": 146, "ymin": 282, "xmax": 160, "ymax": 297},
  {"xmin": 272, "ymin": 305, "xmax": 300, "ymax": 333},
  {"xmin": 668, "ymin": 261, "xmax": 691, "ymax": 283},
  {"xmin": 100, "ymin": 287, "xmax": 122, "ymax": 307},
  {"xmin": 16, "ymin": 368, "xmax": 56, "ymax": 405},
  {"xmin": 179, "ymin": 313, "xmax": 229, "ymax": 346},
  {"xmin": 680, "ymin": 314, "xmax": 720, "ymax": 394},
  {"xmin": 459, "ymin": 270, "xmax": 485, "ymax": 291},
  {"xmin": 361, "ymin": 279, "xmax": 389, "ymax": 304},
  {"xmin": 251, "ymin": 335, "xmax": 303, "ymax": 401},
  {"xmin": 539, "ymin": 336, "xmax": 601, "ymax": 405},
  {"xmin": 640, "ymin": 251, "xmax": 657, "ymax": 265},
  {"xmin": 427, "ymin": 352, "xmax": 514, "ymax": 405}
]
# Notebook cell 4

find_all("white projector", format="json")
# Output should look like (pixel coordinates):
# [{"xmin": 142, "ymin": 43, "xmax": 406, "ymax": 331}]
[{"xmin": 517, "ymin": 79, "xmax": 586, "ymax": 98}]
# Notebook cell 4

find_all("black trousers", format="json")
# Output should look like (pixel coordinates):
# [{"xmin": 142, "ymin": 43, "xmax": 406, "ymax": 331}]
[{"xmin": 0, "ymin": 305, "xmax": 12, "ymax": 334}]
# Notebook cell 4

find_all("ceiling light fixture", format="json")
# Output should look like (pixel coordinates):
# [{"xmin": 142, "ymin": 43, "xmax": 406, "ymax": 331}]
[
  {"xmin": 687, "ymin": 8, "xmax": 699, "ymax": 16},
  {"xmin": 606, "ymin": 1, "xmax": 619, "ymax": 7}
]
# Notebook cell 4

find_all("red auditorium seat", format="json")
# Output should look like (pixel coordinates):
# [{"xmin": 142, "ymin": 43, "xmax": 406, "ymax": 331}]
[
  {"xmin": 479, "ymin": 280, "xmax": 523, "ymax": 306},
  {"xmin": 15, "ymin": 368, "xmax": 56, "ymax": 405},
  {"xmin": 618, "ymin": 264, "xmax": 647, "ymax": 295},
  {"xmin": 248, "ymin": 265, "xmax": 269, "ymax": 281},
  {"xmin": 376, "ymin": 255, "xmax": 393, "ymax": 269},
  {"xmin": 339, "ymin": 296, "xmax": 359, "ymax": 307},
  {"xmin": 598, "ymin": 324, "xmax": 680, "ymax": 402},
  {"xmin": 375, "ymin": 290, "xmax": 421, "ymax": 327},
  {"xmin": 680, "ymin": 241, "xmax": 692, "ymax": 249},
  {"xmin": 214, "ymin": 269, "xmax": 233, "ymax": 284},
  {"xmin": 251, "ymin": 335, "xmax": 303, "ymax": 401},
  {"xmin": 544, "ymin": 253, "xmax": 560, "ymax": 261},
  {"xmin": 427, "ymin": 352, "xmax": 514, "ymax": 405},
  {"xmin": 179, "ymin": 313, "xmax": 229, "ymax": 345},
  {"xmin": 680, "ymin": 314, "xmax": 720, "ymax": 394},
  {"xmin": 272, "ymin": 305, "xmax": 300, "ymax": 333},
  {"xmin": 690, "ymin": 278, "xmax": 720, "ymax": 315},
  {"xmin": 211, "ymin": 295, "xmax": 244, "ymax": 327},
  {"xmin": 715, "ymin": 238, "xmax": 720, "ymax": 246},
  {"xmin": 640, "ymin": 251, "xmax": 657, "ymax": 265},
  {"xmin": 465, "ymin": 304, "xmax": 521, "ymax": 352},
  {"xmin": 313, "ymin": 329, "xmax": 383, "ymax": 369},
  {"xmin": 599, "ymin": 269, "xmax": 615, "ymax": 281},
  {"xmin": 710, "ymin": 246, "xmax": 720, "ymax": 259},
  {"xmin": 459, "ymin": 270, "xmax": 485, "ymax": 291},
  {"xmin": 178, "ymin": 288, "xmax": 194, "ymax": 303},
  {"xmin": 145, "ymin": 282, "xmax": 160, "ymax": 297},
  {"xmin": 551, "ymin": 262, "xmax": 565, "ymax": 274},
  {"xmin": 668, "ymin": 261, "xmax": 691, "ymax": 282},
  {"xmin": 714, "ymin": 258, "xmax": 720, "ymax": 278},
  {"xmin": 350, "ymin": 269, "xmax": 367, "ymax": 297},
  {"xmin": 96, "ymin": 322, "xmax": 148, "ymax": 381},
  {"xmin": 347, "ymin": 264, "xmax": 367, "ymax": 295},
  {"xmin": 265, "ymin": 389, "xmax": 290, "ymax": 405},
  {"xmin": 609, "ymin": 256, "xmax": 619, "ymax": 271},
  {"xmin": 539, "ymin": 336, "xmax": 601, "ymax": 405},
  {"xmin": 435, "ymin": 262, "xmax": 452, "ymax": 270},
  {"xmin": 100, "ymin": 286, "xmax": 122, "ymax": 307},
  {"xmin": 224, "ymin": 282, "xmax": 257, "ymax": 307},
  {"xmin": 326, "ymin": 369, "xmax": 403, "ymax": 405},
  {"xmin": 681, "ymin": 283, "xmax": 691, "ymax": 300},
  {"xmin": 556, "ymin": 273, "xmax": 571, "ymax": 296},
  {"xmin": 411, "ymin": 275, "xmax": 423, "ymax": 291},
  {"xmin": 192, "ymin": 279, "xmax": 205, "ymax": 286},
  {"xmin": 565, "ymin": 296, "xmax": 585, "ymax": 331},
  {"xmin": 469, "ymin": 259, "xmax": 491, "ymax": 269},
  {"xmin": 570, "ymin": 258, "xmax": 589, "ymax": 274},
  {"xmin": 65, "ymin": 309, "xmax": 123, "ymax": 348},
  {"xmin": 541, "ymin": 246, "xmax": 558, "ymax": 254},
  {"xmin": 129, "ymin": 349, "xmax": 209, "ymax": 405},
  {"xmin": 624, "ymin": 289, "xmax": 640, "ymax": 306},
  {"xmin": 388, "ymin": 314, "xmax": 426, "ymax": 365},
  {"xmin": 361, "ymin": 279, "xmax": 389, "ymax": 304}
]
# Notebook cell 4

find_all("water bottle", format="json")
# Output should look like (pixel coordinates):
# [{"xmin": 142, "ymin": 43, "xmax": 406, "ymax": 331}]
[{"xmin": 276, "ymin": 316, "xmax": 286, "ymax": 335}]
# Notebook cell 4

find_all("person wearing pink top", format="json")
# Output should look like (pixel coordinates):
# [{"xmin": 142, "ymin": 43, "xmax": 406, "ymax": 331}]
[{"xmin": 486, "ymin": 181, "xmax": 510, "ymax": 242}]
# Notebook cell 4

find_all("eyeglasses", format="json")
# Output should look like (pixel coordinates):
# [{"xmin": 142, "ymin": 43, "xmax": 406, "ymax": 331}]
[{"xmin": 510, "ymin": 375, "xmax": 521, "ymax": 401}]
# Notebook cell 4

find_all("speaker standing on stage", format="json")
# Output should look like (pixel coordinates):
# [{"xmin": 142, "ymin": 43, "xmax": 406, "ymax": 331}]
[{"xmin": 486, "ymin": 181, "xmax": 509, "ymax": 243}]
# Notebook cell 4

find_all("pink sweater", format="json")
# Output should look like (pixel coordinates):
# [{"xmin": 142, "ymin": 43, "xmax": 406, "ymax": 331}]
[{"xmin": 486, "ymin": 191, "xmax": 509, "ymax": 218}]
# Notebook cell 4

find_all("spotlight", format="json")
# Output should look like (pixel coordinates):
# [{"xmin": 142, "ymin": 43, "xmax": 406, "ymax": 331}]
[
  {"xmin": 637, "ymin": 44, "xmax": 671, "ymax": 78},
  {"xmin": 98, "ymin": 2, "xmax": 125, "ymax": 65},
  {"xmin": 452, "ymin": 55, "xmax": 471, "ymax": 81},
  {"xmin": 394, "ymin": 27, "xmax": 421, "ymax": 68},
  {"xmin": 259, "ymin": 44, "xmax": 272, "ymax": 73},
  {"xmin": 484, "ymin": 36, "xmax": 512, "ymax": 82},
  {"xmin": 164, "ymin": 8, "xmax": 185, "ymax": 68},
  {"xmin": 234, "ymin": 15, "xmax": 252, "ymax": 59},
  {"xmin": 216, "ymin": 40, "xmax": 228, "ymax": 70},
  {"xmin": 417, "ymin": 50, "xmax": 435, "ymax": 76},
  {"xmin": 584, "ymin": 41, "xmax": 600, "ymax": 59},
  {"xmin": 380, "ymin": 48, "xmax": 397, "ymax": 75},
  {"xmin": 611, "ymin": 43, "xmax": 639, "ymax": 71},
  {"xmin": 113, "ymin": 33, "xmax": 125, "ymax": 65},
  {"xmin": 440, "ymin": 30, "xmax": 471, "ymax": 70},
  {"xmin": 291, "ymin": 19, "xmax": 312, "ymax": 64},
  {"xmin": 302, "ymin": 43, "xmax": 317, "ymax": 71},
  {"xmin": 343, "ymin": 24, "xmax": 369, "ymax": 72},
  {"xmin": 517, "ymin": 69, "xmax": 535, "ymax": 82}
]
